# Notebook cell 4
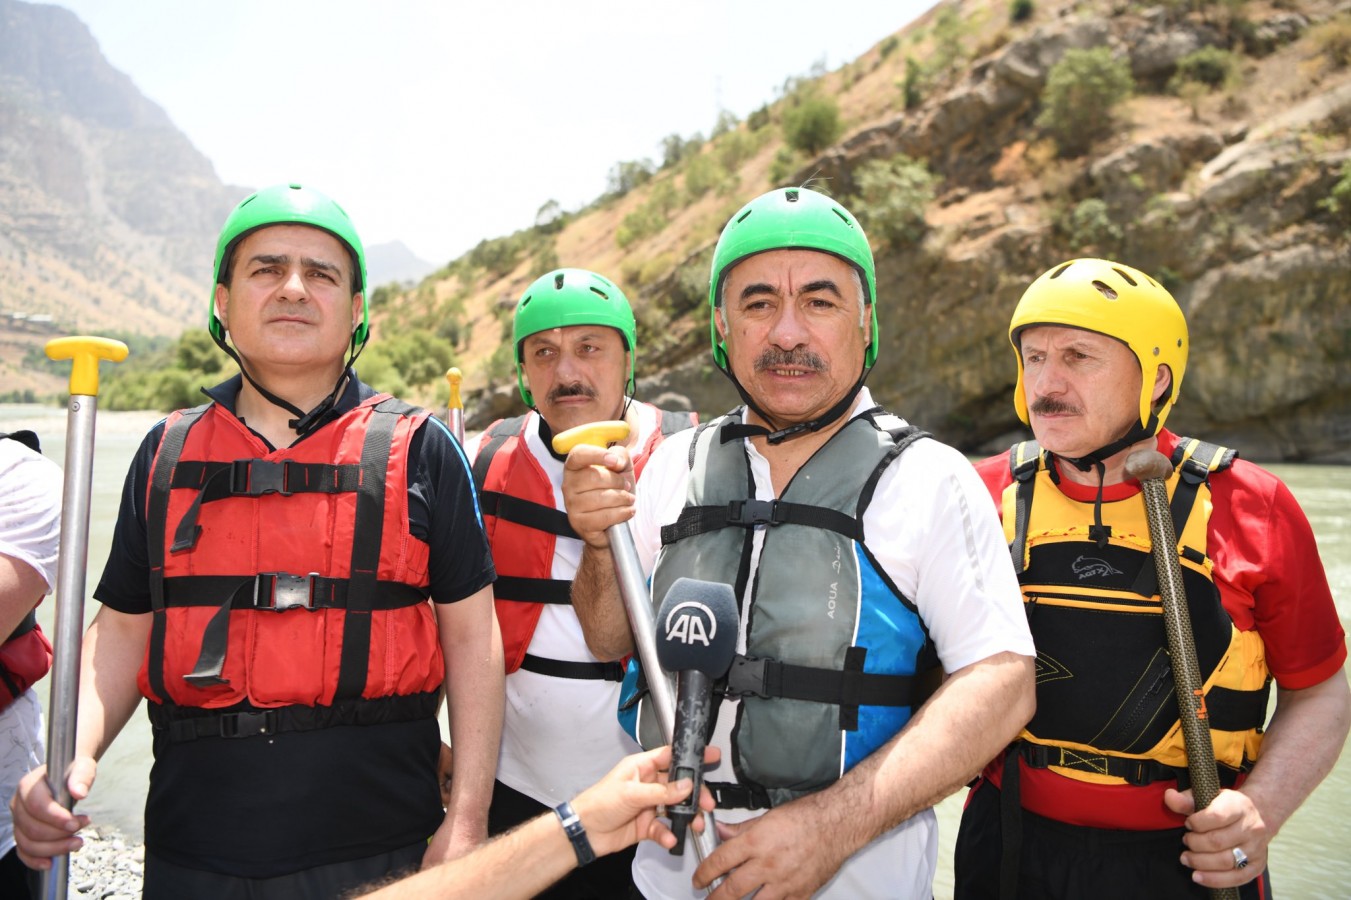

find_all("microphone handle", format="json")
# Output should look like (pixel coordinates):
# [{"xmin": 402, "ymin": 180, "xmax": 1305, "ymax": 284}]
[{"xmin": 668, "ymin": 668, "xmax": 714, "ymax": 855}]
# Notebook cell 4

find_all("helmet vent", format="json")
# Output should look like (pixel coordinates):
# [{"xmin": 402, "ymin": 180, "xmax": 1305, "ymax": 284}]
[
  {"xmin": 589, "ymin": 286, "xmax": 609, "ymax": 300},
  {"xmin": 736, "ymin": 209, "xmax": 753, "ymax": 224},
  {"xmin": 1050, "ymin": 262, "xmax": 1074, "ymax": 279},
  {"xmin": 1091, "ymin": 280, "xmax": 1118, "ymax": 300},
  {"xmin": 1113, "ymin": 268, "xmax": 1138, "ymax": 286},
  {"xmin": 554, "ymin": 273, "xmax": 565, "ymax": 289},
  {"xmin": 831, "ymin": 208, "xmax": 853, "ymax": 227},
  {"xmin": 785, "ymin": 189, "xmax": 800, "ymax": 202}
]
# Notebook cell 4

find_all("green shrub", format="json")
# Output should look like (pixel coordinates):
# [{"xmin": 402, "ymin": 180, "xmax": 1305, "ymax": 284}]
[
  {"xmin": 848, "ymin": 155, "xmax": 938, "ymax": 247},
  {"xmin": 768, "ymin": 147, "xmax": 801, "ymax": 185},
  {"xmin": 880, "ymin": 35, "xmax": 900, "ymax": 59},
  {"xmin": 1010, "ymin": 0, "xmax": 1034, "ymax": 23},
  {"xmin": 1036, "ymin": 48, "xmax": 1135, "ymax": 156},
  {"xmin": 902, "ymin": 56, "xmax": 925, "ymax": 110},
  {"xmin": 1318, "ymin": 164, "xmax": 1351, "ymax": 231},
  {"xmin": 1061, "ymin": 198, "xmax": 1122, "ymax": 250},
  {"xmin": 747, "ymin": 104, "xmax": 771, "ymax": 131},
  {"xmin": 782, "ymin": 94, "xmax": 842, "ymax": 156},
  {"xmin": 1168, "ymin": 46, "xmax": 1238, "ymax": 92},
  {"xmin": 684, "ymin": 153, "xmax": 725, "ymax": 200}
]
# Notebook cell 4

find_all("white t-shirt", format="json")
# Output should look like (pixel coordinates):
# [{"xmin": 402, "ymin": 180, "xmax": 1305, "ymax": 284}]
[
  {"xmin": 0, "ymin": 438, "xmax": 63, "ymax": 856},
  {"xmin": 468, "ymin": 405, "xmax": 677, "ymax": 807},
  {"xmin": 628, "ymin": 389, "xmax": 1035, "ymax": 900}
]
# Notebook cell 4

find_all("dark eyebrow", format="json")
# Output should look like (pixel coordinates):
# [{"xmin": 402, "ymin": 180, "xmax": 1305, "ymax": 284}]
[
  {"xmin": 246, "ymin": 254, "xmax": 343, "ymax": 277},
  {"xmin": 738, "ymin": 281, "xmax": 779, "ymax": 302},
  {"xmin": 801, "ymin": 279, "xmax": 843, "ymax": 298}
]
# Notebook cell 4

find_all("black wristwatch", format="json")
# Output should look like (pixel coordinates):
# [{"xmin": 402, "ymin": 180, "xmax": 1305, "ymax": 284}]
[{"xmin": 553, "ymin": 800, "xmax": 597, "ymax": 867}]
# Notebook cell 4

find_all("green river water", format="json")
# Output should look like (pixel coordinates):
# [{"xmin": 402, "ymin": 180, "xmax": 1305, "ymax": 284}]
[{"xmin": 4, "ymin": 404, "xmax": 1348, "ymax": 898}]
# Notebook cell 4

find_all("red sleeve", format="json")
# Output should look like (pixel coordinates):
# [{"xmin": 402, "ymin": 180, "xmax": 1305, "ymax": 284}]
[
  {"xmin": 974, "ymin": 450, "xmax": 1013, "ymax": 511},
  {"xmin": 1208, "ymin": 459, "xmax": 1347, "ymax": 689}
]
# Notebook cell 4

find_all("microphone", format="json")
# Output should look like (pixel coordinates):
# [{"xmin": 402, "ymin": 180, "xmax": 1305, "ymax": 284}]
[{"xmin": 655, "ymin": 577, "xmax": 738, "ymax": 854}]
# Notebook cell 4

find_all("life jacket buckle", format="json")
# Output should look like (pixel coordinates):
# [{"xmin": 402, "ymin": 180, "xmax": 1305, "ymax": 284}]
[
  {"xmin": 255, "ymin": 572, "xmax": 319, "ymax": 611},
  {"xmin": 233, "ymin": 459, "xmax": 293, "ymax": 496},
  {"xmin": 727, "ymin": 656, "xmax": 771, "ymax": 698},
  {"xmin": 727, "ymin": 499, "xmax": 781, "ymax": 526},
  {"xmin": 218, "ymin": 709, "xmax": 276, "ymax": 739}
]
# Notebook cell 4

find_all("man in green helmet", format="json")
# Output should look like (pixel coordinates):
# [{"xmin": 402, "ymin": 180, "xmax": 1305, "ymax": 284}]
[
  {"xmin": 562, "ymin": 187, "xmax": 1036, "ymax": 899},
  {"xmin": 12, "ymin": 183, "xmax": 505, "ymax": 899},
  {"xmin": 955, "ymin": 258, "xmax": 1349, "ymax": 899},
  {"xmin": 467, "ymin": 267, "xmax": 694, "ymax": 898}
]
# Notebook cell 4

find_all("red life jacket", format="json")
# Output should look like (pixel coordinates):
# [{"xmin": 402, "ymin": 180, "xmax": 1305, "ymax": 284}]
[
  {"xmin": 140, "ymin": 396, "xmax": 443, "ymax": 727},
  {"xmin": 0, "ymin": 431, "xmax": 54, "ymax": 712},
  {"xmin": 0, "ymin": 613, "xmax": 52, "ymax": 713},
  {"xmin": 472, "ymin": 407, "xmax": 696, "ymax": 673}
]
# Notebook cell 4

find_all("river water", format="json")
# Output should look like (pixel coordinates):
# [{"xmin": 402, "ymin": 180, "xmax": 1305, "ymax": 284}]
[{"xmin": 3, "ymin": 403, "xmax": 1348, "ymax": 897}]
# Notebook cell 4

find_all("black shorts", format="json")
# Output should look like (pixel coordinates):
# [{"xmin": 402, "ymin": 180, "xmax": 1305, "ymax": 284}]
[{"xmin": 954, "ymin": 778, "xmax": 1272, "ymax": 900}]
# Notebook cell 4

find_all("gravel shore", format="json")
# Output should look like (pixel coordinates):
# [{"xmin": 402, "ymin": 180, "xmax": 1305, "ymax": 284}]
[{"xmin": 67, "ymin": 826, "xmax": 144, "ymax": 899}]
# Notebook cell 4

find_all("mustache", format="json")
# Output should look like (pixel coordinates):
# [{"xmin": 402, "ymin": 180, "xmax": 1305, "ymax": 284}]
[
  {"xmin": 754, "ymin": 348, "xmax": 827, "ymax": 373},
  {"xmin": 547, "ymin": 382, "xmax": 598, "ymax": 403},
  {"xmin": 1030, "ymin": 396, "xmax": 1082, "ymax": 416}
]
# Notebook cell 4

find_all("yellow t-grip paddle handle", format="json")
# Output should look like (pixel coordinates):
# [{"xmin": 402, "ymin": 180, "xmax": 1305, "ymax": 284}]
[
  {"xmin": 445, "ymin": 367, "xmax": 462, "ymax": 410},
  {"xmin": 45, "ymin": 336, "xmax": 129, "ymax": 396},
  {"xmin": 551, "ymin": 420, "xmax": 631, "ymax": 455}
]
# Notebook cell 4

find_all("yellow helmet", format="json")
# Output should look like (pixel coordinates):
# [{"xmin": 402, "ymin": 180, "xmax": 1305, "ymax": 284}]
[{"xmin": 1009, "ymin": 258, "xmax": 1187, "ymax": 435}]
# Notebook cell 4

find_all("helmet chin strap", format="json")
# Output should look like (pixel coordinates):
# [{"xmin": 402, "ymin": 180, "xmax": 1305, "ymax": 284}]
[
  {"xmin": 1057, "ymin": 413, "xmax": 1160, "ymax": 548},
  {"xmin": 717, "ymin": 361, "xmax": 871, "ymax": 445},
  {"xmin": 211, "ymin": 330, "xmax": 366, "ymax": 438}
]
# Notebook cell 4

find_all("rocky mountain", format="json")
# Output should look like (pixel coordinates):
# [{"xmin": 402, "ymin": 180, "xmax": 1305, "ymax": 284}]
[
  {"xmin": 0, "ymin": 0, "xmax": 242, "ymax": 396},
  {"xmin": 382, "ymin": 0, "xmax": 1350, "ymax": 463}
]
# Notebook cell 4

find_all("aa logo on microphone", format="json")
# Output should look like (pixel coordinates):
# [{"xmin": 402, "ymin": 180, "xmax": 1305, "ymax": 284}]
[{"xmin": 663, "ymin": 601, "xmax": 718, "ymax": 647}]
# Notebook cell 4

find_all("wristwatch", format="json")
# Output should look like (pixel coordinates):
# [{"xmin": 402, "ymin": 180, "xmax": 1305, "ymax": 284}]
[{"xmin": 554, "ymin": 801, "xmax": 597, "ymax": 867}]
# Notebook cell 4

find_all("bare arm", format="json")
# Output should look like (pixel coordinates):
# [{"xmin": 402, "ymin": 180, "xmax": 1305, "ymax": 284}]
[
  {"xmin": 1171, "ymin": 671, "xmax": 1351, "ymax": 889},
  {"xmin": 424, "ymin": 586, "xmax": 505, "ymax": 866},
  {"xmin": 358, "ymin": 746, "xmax": 714, "ymax": 900},
  {"xmin": 697, "ymin": 650, "xmax": 1036, "ymax": 898},
  {"xmin": 562, "ymin": 444, "xmax": 638, "ymax": 660},
  {"xmin": 12, "ymin": 606, "xmax": 150, "ymax": 869},
  {"xmin": 0, "ymin": 554, "xmax": 45, "ymax": 638}
]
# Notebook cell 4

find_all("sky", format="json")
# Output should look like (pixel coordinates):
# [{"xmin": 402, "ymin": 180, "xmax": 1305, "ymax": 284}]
[{"xmin": 47, "ymin": 0, "xmax": 933, "ymax": 266}]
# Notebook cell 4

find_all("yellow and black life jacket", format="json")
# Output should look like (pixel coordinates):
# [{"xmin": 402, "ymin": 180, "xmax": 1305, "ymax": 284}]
[{"xmin": 1002, "ymin": 437, "xmax": 1270, "ymax": 787}]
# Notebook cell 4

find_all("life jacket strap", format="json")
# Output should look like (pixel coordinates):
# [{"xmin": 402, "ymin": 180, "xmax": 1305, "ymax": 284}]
[
  {"xmin": 1016, "ymin": 740, "xmax": 1249, "ymax": 788},
  {"xmin": 726, "ymin": 653, "xmax": 940, "ymax": 732},
  {"xmin": 705, "ymin": 780, "xmax": 773, "ymax": 811},
  {"xmin": 147, "ymin": 691, "xmax": 439, "ymax": 743},
  {"xmin": 492, "ymin": 575, "xmax": 573, "ymax": 605},
  {"xmin": 660, "ymin": 498, "xmax": 862, "ymax": 546},
  {"xmin": 478, "ymin": 491, "xmax": 580, "ymax": 540},
  {"xmin": 519, "ymin": 654, "xmax": 625, "ymax": 682}
]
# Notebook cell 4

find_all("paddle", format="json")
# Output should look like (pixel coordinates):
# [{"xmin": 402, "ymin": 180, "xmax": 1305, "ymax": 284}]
[
  {"xmin": 1125, "ymin": 448, "xmax": 1240, "ymax": 900},
  {"xmin": 552, "ymin": 420, "xmax": 724, "ymax": 891},
  {"xmin": 41, "ymin": 336, "xmax": 128, "ymax": 900},
  {"xmin": 445, "ymin": 367, "xmax": 464, "ymax": 445}
]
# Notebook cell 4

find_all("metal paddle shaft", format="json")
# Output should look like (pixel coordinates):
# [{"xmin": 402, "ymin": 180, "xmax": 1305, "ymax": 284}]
[
  {"xmin": 1125, "ymin": 449, "xmax": 1240, "ymax": 900},
  {"xmin": 553, "ymin": 421, "xmax": 724, "ymax": 889},
  {"xmin": 41, "ymin": 337, "xmax": 129, "ymax": 900},
  {"xmin": 445, "ymin": 367, "xmax": 464, "ymax": 445}
]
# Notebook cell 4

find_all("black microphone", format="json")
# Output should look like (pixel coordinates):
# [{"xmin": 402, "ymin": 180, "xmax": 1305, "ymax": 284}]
[{"xmin": 654, "ymin": 577, "xmax": 738, "ymax": 854}]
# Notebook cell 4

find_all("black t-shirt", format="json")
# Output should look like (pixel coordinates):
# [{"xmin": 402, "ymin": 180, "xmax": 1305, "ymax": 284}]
[{"xmin": 94, "ymin": 373, "xmax": 496, "ymax": 876}]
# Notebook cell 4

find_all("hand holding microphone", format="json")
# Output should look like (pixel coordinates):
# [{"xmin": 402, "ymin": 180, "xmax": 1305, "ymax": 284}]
[{"xmin": 655, "ymin": 577, "xmax": 738, "ymax": 854}]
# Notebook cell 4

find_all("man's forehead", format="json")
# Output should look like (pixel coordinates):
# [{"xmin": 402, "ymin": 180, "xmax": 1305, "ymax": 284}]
[
  {"xmin": 237, "ymin": 223, "xmax": 347, "ymax": 259},
  {"xmin": 729, "ymin": 247, "xmax": 850, "ymax": 282},
  {"xmin": 523, "ymin": 324, "xmax": 624, "ymax": 346},
  {"xmin": 1019, "ymin": 324, "xmax": 1123, "ymax": 349}
]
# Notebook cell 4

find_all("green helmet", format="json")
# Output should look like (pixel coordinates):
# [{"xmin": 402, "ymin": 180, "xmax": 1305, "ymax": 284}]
[
  {"xmin": 1009, "ymin": 258, "xmax": 1188, "ymax": 436},
  {"xmin": 210, "ymin": 183, "xmax": 369, "ymax": 347},
  {"xmin": 513, "ymin": 268, "xmax": 637, "ymax": 407},
  {"xmin": 708, "ymin": 186, "xmax": 878, "ymax": 370}
]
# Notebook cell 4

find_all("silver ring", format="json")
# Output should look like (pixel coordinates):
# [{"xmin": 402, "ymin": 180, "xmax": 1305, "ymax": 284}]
[{"xmin": 1233, "ymin": 847, "xmax": 1250, "ymax": 870}]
